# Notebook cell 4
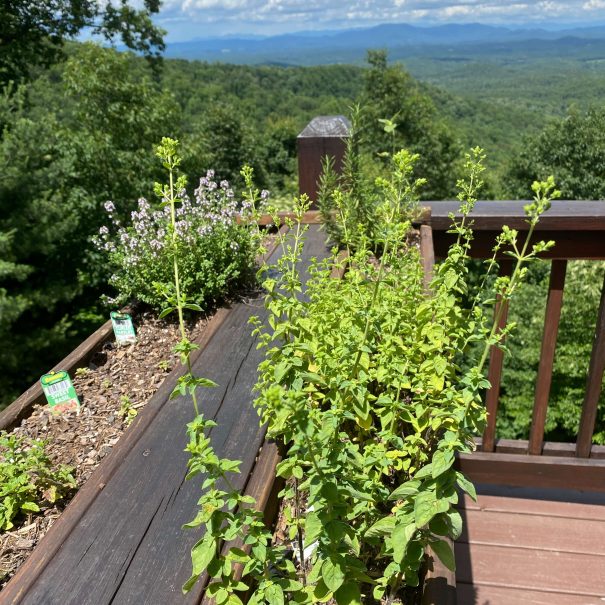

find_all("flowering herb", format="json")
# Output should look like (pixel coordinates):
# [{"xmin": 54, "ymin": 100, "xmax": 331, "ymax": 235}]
[{"xmin": 94, "ymin": 165, "xmax": 264, "ymax": 311}]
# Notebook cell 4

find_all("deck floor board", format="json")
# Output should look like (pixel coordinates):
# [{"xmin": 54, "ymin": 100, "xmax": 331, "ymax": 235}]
[{"xmin": 457, "ymin": 485, "xmax": 605, "ymax": 604}]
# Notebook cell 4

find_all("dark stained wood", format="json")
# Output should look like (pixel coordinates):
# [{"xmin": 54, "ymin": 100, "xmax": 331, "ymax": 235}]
[
  {"xmin": 577, "ymin": 272, "xmax": 605, "ymax": 458},
  {"xmin": 455, "ymin": 543, "xmax": 605, "ymax": 597},
  {"xmin": 529, "ymin": 260, "xmax": 567, "ymax": 455},
  {"xmin": 460, "ymin": 508, "xmax": 605, "ymax": 554},
  {"xmin": 427, "ymin": 200, "xmax": 605, "ymax": 231},
  {"xmin": 456, "ymin": 485, "xmax": 605, "ymax": 603},
  {"xmin": 244, "ymin": 211, "xmax": 324, "ymax": 226},
  {"xmin": 0, "ymin": 306, "xmax": 232, "ymax": 605},
  {"xmin": 4, "ymin": 226, "xmax": 329, "ymax": 605},
  {"xmin": 251, "ymin": 207, "xmax": 432, "ymax": 228},
  {"xmin": 419, "ymin": 223, "xmax": 435, "ymax": 293},
  {"xmin": 297, "ymin": 117, "xmax": 350, "ymax": 206},
  {"xmin": 433, "ymin": 229, "xmax": 605, "ymax": 260},
  {"xmin": 473, "ymin": 436, "xmax": 605, "ymax": 459},
  {"xmin": 481, "ymin": 260, "xmax": 513, "ymax": 453},
  {"xmin": 0, "ymin": 231, "xmax": 286, "ymax": 605},
  {"xmin": 457, "ymin": 451, "xmax": 605, "ymax": 492},
  {"xmin": 242, "ymin": 441, "xmax": 283, "ymax": 526},
  {"xmin": 459, "ymin": 488, "xmax": 605, "ymax": 519}
]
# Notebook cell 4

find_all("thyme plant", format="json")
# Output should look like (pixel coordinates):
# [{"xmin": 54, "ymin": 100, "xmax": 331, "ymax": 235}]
[{"xmin": 249, "ymin": 148, "xmax": 557, "ymax": 603}]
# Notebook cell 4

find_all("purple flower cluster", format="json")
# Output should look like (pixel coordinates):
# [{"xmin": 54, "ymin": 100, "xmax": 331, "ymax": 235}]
[{"xmin": 94, "ymin": 171, "xmax": 256, "ymax": 271}]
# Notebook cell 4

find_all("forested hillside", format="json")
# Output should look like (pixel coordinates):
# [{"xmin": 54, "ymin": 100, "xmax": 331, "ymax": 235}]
[{"xmin": 2, "ymin": 36, "xmax": 605, "ymax": 419}]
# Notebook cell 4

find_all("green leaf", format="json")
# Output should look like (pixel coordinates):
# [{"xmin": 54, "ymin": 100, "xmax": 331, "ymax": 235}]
[
  {"xmin": 334, "ymin": 582, "xmax": 362, "ymax": 605},
  {"xmin": 391, "ymin": 522, "xmax": 416, "ymax": 564},
  {"xmin": 305, "ymin": 511, "xmax": 322, "ymax": 544},
  {"xmin": 184, "ymin": 303, "xmax": 203, "ymax": 312},
  {"xmin": 21, "ymin": 501, "xmax": 40, "ymax": 512},
  {"xmin": 389, "ymin": 480, "xmax": 420, "ymax": 500},
  {"xmin": 414, "ymin": 492, "xmax": 449, "ymax": 527},
  {"xmin": 313, "ymin": 579, "xmax": 333, "ymax": 602},
  {"xmin": 265, "ymin": 582, "xmax": 285, "ymax": 605},
  {"xmin": 456, "ymin": 471, "xmax": 477, "ymax": 501},
  {"xmin": 431, "ymin": 450, "xmax": 454, "ymax": 479},
  {"xmin": 447, "ymin": 509, "xmax": 463, "ymax": 540},
  {"xmin": 191, "ymin": 535, "xmax": 216, "ymax": 575},
  {"xmin": 430, "ymin": 539, "xmax": 456, "ymax": 571},
  {"xmin": 429, "ymin": 514, "xmax": 449, "ymax": 536},
  {"xmin": 414, "ymin": 464, "xmax": 433, "ymax": 479},
  {"xmin": 182, "ymin": 573, "xmax": 200, "ymax": 594},
  {"xmin": 159, "ymin": 307, "xmax": 175, "ymax": 319},
  {"xmin": 365, "ymin": 515, "xmax": 396, "ymax": 537},
  {"xmin": 322, "ymin": 557, "xmax": 346, "ymax": 592},
  {"xmin": 274, "ymin": 362, "xmax": 290, "ymax": 383}
]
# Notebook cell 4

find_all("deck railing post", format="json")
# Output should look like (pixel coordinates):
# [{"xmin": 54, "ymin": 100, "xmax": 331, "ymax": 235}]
[
  {"xmin": 529, "ymin": 260, "xmax": 567, "ymax": 455},
  {"xmin": 482, "ymin": 260, "xmax": 514, "ymax": 453},
  {"xmin": 576, "ymin": 272, "xmax": 605, "ymax": 458},
  {"xmin": 297, "ymin": 115, "xmax": 350, "ymax": 208}
]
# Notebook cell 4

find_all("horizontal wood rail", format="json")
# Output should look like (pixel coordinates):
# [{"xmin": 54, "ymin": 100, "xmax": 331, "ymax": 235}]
[
  {"xmin": 420, "ymin": 202, "xmax": 605, "ymax": 491},
  {"xmin": 427, "ymin": 201, "xmax": 605, "ymax": 260}
]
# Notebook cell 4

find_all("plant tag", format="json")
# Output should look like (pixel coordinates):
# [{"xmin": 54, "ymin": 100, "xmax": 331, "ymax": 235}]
[
  {"xmin": 40, "ymin": 371, "xmax": 80, "ymax": 415},
  {"xmin": 111, "ymin": 311, "xmax": 136, "ymax": 345}
]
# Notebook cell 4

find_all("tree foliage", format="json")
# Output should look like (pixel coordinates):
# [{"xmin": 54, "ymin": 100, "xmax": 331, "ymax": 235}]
[
  {"xmin": 501, "ymin": 107, "xmax": 605, "ymax": 445},
  {"xmin": 0, "ymin": 0, "xmax": 164, "ymax": 86},
  {"xmin": 359, "ymin": 50, "xmax": 462, "ymax": 200},
  {"xmin": 0, "ymin": 45, "xmax": 177, "ymax": 403},
  {"xmin": 508, "ymin": 107, "xmax": 605, "ymax": 199}
]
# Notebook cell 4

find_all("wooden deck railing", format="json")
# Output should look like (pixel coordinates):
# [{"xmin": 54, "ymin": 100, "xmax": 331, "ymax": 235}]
[
  {"xmin": 296, "ymin": 114, "xmax": 605, "ymax": 492},
  {"xmin": 427, "ymin": 201, "xmax": 605, "ymax": 492}
]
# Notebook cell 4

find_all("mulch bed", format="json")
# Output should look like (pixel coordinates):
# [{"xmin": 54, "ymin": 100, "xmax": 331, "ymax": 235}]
[
  {"xmin": 0, "ymin": 230, "xmax": 281, "ymax": 590},
  {"xmin": 0, "ymin": 309, "xmax": 211, "ymax": 588}
]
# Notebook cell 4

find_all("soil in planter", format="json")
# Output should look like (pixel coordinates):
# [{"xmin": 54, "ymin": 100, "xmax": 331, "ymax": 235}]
[
  {"xmin": 0, "ymin": 309, "xmax": 210, "ymax": 589},
  {"xmin": 0, "ymin": 231, "xmax": 279, "ymax": 589}
]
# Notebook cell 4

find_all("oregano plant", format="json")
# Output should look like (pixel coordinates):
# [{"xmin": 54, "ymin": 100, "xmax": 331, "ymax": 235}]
[{"xmin": 249, "ymin": 148, "xmax": 557, "ymax": 603}]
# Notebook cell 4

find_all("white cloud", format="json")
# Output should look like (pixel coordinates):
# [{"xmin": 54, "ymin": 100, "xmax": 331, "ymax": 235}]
[
  {"xmin": 154, "ymin": 0, "xmax": 605, "ymax": 39},
  {"xmin": 584, "ymin": 0, "xmax": 605, "ymax": 9}
]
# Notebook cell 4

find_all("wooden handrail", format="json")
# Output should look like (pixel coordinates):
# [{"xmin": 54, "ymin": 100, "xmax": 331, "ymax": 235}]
[{"xmin": 425, "ymin": 205, "xmax": 605, "ymax": 470}]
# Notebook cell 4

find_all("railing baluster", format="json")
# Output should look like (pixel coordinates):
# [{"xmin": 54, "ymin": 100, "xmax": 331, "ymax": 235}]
[
  {"xmin": 529, "ymin": 260, "xmax": 567, "ymax": 455},
  {"xmin": 419, "ymin": 222, "xmax": 435, "ymax": 293},
  {"xmin": 482, "ymin": 259, "xmax": 514, "ymax": 453},
  {"xmin": 576, "ymin": 272, "xmax": 605, "ymax": 458}
]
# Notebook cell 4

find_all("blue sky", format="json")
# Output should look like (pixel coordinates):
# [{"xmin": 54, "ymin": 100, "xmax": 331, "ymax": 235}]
[{"xmin": 151, "ymin": 0, "xmax": 605, "ymax": 41}]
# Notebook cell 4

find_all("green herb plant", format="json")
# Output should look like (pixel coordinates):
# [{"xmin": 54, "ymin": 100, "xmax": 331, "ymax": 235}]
[
  {"xmin": 318, "ymin": 106, "xmax": 381, "ymax": 250},
  {"xmin": 249, "ymin": 148, "xmax": 557, "ymax": 603},
  {"xmin": 0, "ymin": 432, "xmax": 76, "ymax": 531},
  {"xmin": 153, "ymin": 139, "xmax": 303, "ymax": 603},
  {"xmin": 119, "ymin": 395, "xmax": 138, "ymax": 426}
]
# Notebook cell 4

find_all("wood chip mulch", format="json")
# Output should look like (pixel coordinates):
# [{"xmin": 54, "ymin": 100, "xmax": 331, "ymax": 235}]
[{"xmin": 0, "ymin": 309, "xmax": 210, "ymax": 589}]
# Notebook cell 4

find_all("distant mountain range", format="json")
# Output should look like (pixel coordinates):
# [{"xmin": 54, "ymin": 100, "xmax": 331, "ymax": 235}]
[{"xmin": 163, "ymin": 22, "xmax": 605, "ymax": 65}]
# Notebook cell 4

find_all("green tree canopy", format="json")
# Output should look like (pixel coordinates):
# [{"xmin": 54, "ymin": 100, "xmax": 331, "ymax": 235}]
[
  {"xmin": 0, "ymin": 44, "xmax": 178, "ymax": 403},
  {"xmin": 0, "ymin": 0, "xmax": 164, "ymax": 86},
  {"xmin": 358, "ymin": 50, "xmax": 462, "ymax": 200},
  {"xmin": 508, "ymin": 107, "xmax": 605, "ymax": 199}
]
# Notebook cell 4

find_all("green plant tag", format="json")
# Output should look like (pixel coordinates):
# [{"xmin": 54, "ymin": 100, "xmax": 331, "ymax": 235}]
[
  {"xmin": 111, "ymin": 311, "xmax": 136, "ymax": 345},
  {"xmin": 40, "ymin": 371, "xmax": 80, "ymax": 415}
]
